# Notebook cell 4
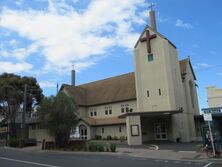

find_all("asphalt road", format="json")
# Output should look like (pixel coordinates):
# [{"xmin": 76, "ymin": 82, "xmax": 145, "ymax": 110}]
[{"xmin": 0, "ymin": 148, "xmax": 220, "ymax": 167}]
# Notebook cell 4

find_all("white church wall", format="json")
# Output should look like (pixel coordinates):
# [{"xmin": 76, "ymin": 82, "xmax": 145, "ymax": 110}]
[
  {"xmin": 95, "ymin": 125, "xmax": 126, "ymax": 139},
  {"xmin": 134, "ymin": 31, "xmax": 172, "ymax": 112}
]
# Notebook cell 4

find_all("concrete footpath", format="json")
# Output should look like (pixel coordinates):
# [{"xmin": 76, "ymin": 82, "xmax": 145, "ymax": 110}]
[{"xmin": 116, "ymin": 147, "xmax": 222, "ymax": 164}]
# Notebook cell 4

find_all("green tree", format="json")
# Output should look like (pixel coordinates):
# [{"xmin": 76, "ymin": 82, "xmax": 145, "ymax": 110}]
[
  {"xmin": 0, "ymin": 73, "xmax": 44, "ymax": 137},
  {"xmin": 37, "ymin": 92, "xmax": 78, "ymax": 147}
]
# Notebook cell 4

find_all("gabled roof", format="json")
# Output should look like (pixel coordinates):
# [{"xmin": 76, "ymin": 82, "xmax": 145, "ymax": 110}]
[
  {"xmin": 134, "ymin": 25, "xmax": 176, "ymax": 49},
  {"xmin": 62, "ymin": 59, "xmax": 195, "ymax": 106},
  {"xmin": 62, "ymin": 73, "xmax": 136, "ymax": 106}
]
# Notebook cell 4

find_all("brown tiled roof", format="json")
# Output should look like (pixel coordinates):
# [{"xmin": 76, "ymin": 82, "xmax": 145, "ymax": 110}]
[
  {"xmin": 62, "ymin": 59, "xmax": 193, "ymax": 106},
  {"xmin": 80, "ymin": 117, "xmax": 126, "ymax": 126},
  {"xmin": 63, "ymin": 73, "xmax": 136, "ymax": 106}
]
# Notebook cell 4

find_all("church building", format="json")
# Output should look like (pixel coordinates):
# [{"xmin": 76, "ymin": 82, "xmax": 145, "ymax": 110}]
[
  {"xmin": 28, "ymin": 8, "xmax": 200, "ymax": 145},
  {"xmin": 59, "ymin": 8, "xmax": 200, "ymax": 145}
]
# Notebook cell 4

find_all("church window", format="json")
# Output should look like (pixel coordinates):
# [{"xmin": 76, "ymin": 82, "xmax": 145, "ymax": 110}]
[
  {"xmin": 109, "ymin": 109, "xmax": 112, "ymax": 114},
  {"xmin": 121, "ymin": 108, "xmax": 124, "ymax": 113},
  {"xmin": 94, "ymin": 111, "xmax": 97, "ymax": 116},
  {"xmin": 148, "ymin": 54, "xmax": 154, "ymax": 62},
  {"xmin": 105, "ymin": 110, "xmax": 108, "ymax": 115},
  {"xmin": 126, "ymin": 107, "xmax": 129, "ymax": 113},
  {"xmin": 119, "ymin": 126, "xmax": 122, "ymax": 133},
  {"xmin": 158, "ymin": 89, "xmax": 161, "ymax": 95},
  {"xmin": 102, "ymin": 128, "xmax": 104, "ymax": 133},
  {"xmin": 147, "ymin": 90, "xmax": 149, "ymax": 97},
  {"xmin": 90, "ymin": 112, "xmax": 93, "ymax": 116}
]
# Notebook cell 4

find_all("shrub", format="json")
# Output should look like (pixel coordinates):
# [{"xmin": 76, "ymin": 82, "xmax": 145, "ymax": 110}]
[
  {"xmin": 88, "ymin": 142, "xmax": 108, "ymax": 152},
  {"xmin": 110, "ymin": 143, "xmax": 116, "ymax": 152},
  {"xmin": 95, "ymin": 135, "xmax": 102, "ymax": 140},
  {"xmin": 107, "ymin": 135, "xmax": 112, "ymax": 140},
  {"xmin": 113, "ymin": 136, "xmax": 118, "ymax": 140},
  {"xmin": 8, "ymin": 137, "xmax": 19, "ymax": 147},
  {"xmin": 88, "ymin": 142, "xmax": 97, "ymax": 152},
  {"xmin": 120, "ymin": 136, "xmax": 127, "ymax": 142},
  {"xmin": 97, "ymin": 144, "xmax": 105, "ymax": 152},
  {"xmin": 68, "ymin": 140, "xmax": 86, "ymax": 151}
]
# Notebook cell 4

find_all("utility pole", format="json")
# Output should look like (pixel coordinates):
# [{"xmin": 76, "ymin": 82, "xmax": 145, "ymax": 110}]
[{"xmin": 22, "ymin": 84, "xmax": 27, "ymax": 140}]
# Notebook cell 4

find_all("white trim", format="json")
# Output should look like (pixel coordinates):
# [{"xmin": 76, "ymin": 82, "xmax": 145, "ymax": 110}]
[{"xmin": 0, "ymin": 157, "xmax": 59, "ymax": 167}]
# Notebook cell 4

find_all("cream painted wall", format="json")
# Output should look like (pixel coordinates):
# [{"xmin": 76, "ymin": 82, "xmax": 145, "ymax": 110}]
[
  {"xmin": 207, "ymin": 86, "xmax": 222, "ymax": 108},
  {"xmin": 29, "ymin": 125, "xmax": 54, "ymax": 142},
  {"xmin": 134, "ymin": 28, "xmax": 187, "ymax": 113},
  {"xmin": 86, "ymin": 100, "xmax": 137, "ymax": 118},
  {"xmin": 126, "ymin": 116, "xmax": 142, "ymax": 145},
  {"xmin": 133, "ymin": 27, "xmax": 199, "ymax": 142},
  {"xmin": 95, "ymin": 125, "xmax": 126, "ymax": 139}
]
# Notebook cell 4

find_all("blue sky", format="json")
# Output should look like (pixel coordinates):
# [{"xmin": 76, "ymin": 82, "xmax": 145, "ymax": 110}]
[{"xmin": 0, "ymin": 0, "xmax": 222, "ymax": 110}]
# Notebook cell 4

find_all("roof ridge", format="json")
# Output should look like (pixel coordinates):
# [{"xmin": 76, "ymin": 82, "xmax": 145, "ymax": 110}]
[{"xmin": 77, "ymin": 72, "xmax": 134, "ymax": 87}]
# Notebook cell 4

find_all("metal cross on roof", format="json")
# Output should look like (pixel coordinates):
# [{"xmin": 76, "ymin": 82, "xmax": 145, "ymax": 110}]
[
  {"xmin": 140, "ymin": 30, "xmax": 156, "ymax": 53},
  {"xmin": 149, "ymin": 3, "xmax": 155, "ymax": 11}
]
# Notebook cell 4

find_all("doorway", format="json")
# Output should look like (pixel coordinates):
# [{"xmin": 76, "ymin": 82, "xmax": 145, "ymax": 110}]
[
  {"xmin": 154, "ymin": 123, "xmax": 167, "ymax": 140},
  {"xmin": 79, "ymin": 125, "xmax": 87, "ymax": 140}
]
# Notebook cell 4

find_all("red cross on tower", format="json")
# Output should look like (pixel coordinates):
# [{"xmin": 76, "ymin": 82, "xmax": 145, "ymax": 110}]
[{"xmin": 140, "ymin": 30, "xmax": 156, "ymax": 53}]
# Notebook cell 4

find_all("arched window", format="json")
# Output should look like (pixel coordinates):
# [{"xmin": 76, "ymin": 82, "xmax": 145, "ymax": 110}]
[{"xmin": 79, "ymin": 125, "xmax": 87, "ymax": 140}]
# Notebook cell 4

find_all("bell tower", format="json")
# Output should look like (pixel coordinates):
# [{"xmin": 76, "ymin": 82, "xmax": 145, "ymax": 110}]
[{"xmin": 134, "ymin": 6, "xmax": 185, "ymax": 113}]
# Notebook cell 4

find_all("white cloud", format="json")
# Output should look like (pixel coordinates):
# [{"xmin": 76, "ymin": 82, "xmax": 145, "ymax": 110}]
[
  {"xmin": 39, "ymin": 80, "xmax": 56, "ymax": 88},
  {"xmin": 15, "ymin": 0, "xmax": 24, "ymax": 6},
  {"xmin": 193, "ymin": 63, "xmax": 212, "ymax": 70},
  {"xmin": 0, "ymin": 61, "xmax": 33, "ymax": 73},
  {"xmin": 0, "ymin": 0, "xmax": 147, "ymax": 73},
  {"xmin": 0, "ymin": 42, "xmax": 40, "ymax": 60},
  {"xmin": 175, "ymin": 19, "xmax": 193, "ymax": 29}
]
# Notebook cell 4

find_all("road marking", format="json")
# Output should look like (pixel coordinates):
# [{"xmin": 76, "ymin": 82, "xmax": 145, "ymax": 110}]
[
  {"xmin": 151, "ymin": 144, "xmax": 159, "ymax": 150},
  {"xmin": 0, "ymin": 157, "xmax": 60, "ymax": 167},
  {"xmin": 178, "ymin": 151, "xmax": 196, "ymax": 153},
  {"xmin": 203, "ymin": 162, "xmax": 213, "ymax": 167}
]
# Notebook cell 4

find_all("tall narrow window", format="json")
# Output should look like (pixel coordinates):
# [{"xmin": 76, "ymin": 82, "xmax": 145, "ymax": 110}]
[
  {"xmin": 105, "ymin": 110, "xmax": 108, "ymax": 115},
  {"xmin": 102, "ymin": 128, "xmax": 104, "ymax": 133},
  {"xmin": 94, "ymin": 111, "xmax": 97, "ymax": 116},
  {"xmin": 91, "ymin": 112, "xmax": 93, "ymax": 116},
  {"xmin": 147, "ymin": 90, "xmax": 149, "ymax": 97},
  {"xmin": 119, "ymin": 126, "xmax": 122, "ymax": 133},
  {"xmin": 109, "ymin": 109, "xmax": 112, "ymax": 114},
  {"xmin": 158, "ymin": 89, "xmax": 161, "ymax": 95},
  {"xmin": 148, "ymin": 54, "xmax": 154, "ymax": 62},
  {"xmin": 121, "ymin": 108, "xmax": 124, "ymax": 113},
  {"xmin": 126, "ymin": 107, "xmax": 129, "ymax": 113}
]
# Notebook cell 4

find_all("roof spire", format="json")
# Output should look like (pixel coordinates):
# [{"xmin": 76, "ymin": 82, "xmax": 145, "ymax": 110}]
[
  {"xmin": 148, "ymin": 3, "xmax": 157, "ymax": 31},
  {"xmin": 149, "ymin": 3, "xmax": 155, "ymax": 11}
]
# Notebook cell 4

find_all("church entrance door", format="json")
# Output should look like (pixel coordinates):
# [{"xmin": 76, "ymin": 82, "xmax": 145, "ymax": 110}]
[
  {"xmin": 79, "ymin": 125, "xmax": 87, "ymax": 140},
  {"xmin": 154, "ymin": 123, "xmax": 167, "ymax": 140}
]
